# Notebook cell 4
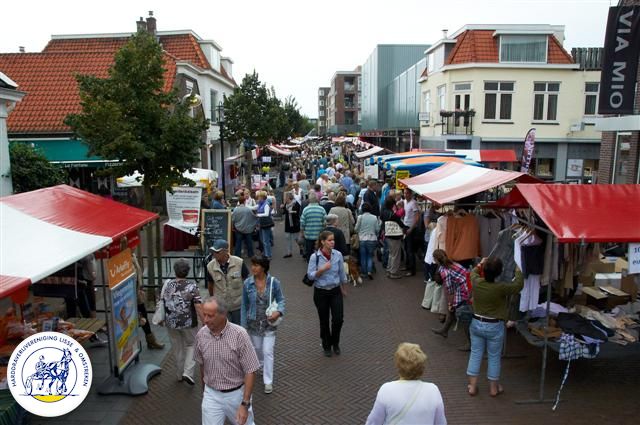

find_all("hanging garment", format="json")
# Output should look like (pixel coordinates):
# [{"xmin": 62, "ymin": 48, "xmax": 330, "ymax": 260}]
[
  {"xmin": 477, "ymin": 215, "xmax": 502, "ymax": 257},
  {"xmin": 445, "ymin": 215, "xmax": 481, "ymax": 262},
  {"xmin": 489, "ymin": 228, "xmax": 517, "ymax": 282},
  {"xmin": 435, "ymin": 215, "xmax": 448, "ymax": 251},
  {"xmin": 424, "ymin": 225, "xmax": 439, "ymax": 265}
]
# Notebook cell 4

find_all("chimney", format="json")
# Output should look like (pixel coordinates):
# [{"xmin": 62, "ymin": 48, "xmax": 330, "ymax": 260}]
[
  {"xmin": 18, "ymin": 46, "xmax": 25, "ymax": 53},
  {"xmin": 146, "ymin": 11, "xmax": 157, "ymax": 37},
  {"xmin": 442, "ymin": 29, "xmax": 448, "ymax": 39},
  {"xmin": 136, "ymin": 17, "xmax": 146, "ymax": 32}
]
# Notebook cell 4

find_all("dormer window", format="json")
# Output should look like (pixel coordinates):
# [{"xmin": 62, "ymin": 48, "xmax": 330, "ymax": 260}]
[{"xmin": 499, "ymin": 35, "xmax": 547, "ymax": 63}]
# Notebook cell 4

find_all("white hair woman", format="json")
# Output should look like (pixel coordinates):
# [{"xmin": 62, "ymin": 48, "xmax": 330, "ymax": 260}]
[{"xmin": 366, "ymin": 343, "xmax": 446, "ymax": 425}]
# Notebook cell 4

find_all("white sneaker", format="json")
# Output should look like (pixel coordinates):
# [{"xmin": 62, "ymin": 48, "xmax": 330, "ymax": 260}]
[{"xmin": 264, "ymin": 384, "xmax": 273, "ymax": 394}]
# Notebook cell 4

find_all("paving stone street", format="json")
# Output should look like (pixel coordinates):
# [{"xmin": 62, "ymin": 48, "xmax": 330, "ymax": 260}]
[{"xmin": 109, "ymin": 223, "xmax": 638, "ymax": 425}]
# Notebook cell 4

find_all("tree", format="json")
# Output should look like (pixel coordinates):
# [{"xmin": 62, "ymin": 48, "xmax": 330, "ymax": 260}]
[
  {"xmin": 8, "ymin": 143, "xmax": 66, "ymax": 193},
  {"xmin": 65, "ymin": 29, "xmax": 208, "ymax": 294},
  {"xmin": 65, "ymin": 29, "xmax": 208, "ymax": 210}
]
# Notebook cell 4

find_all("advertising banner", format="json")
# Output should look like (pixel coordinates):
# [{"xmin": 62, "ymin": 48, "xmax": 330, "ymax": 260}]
[
  {"xmin": 395, "ymin": 170, "xmax": 410, "ymax": 190},
  {"xmin": 598, "ymin": 6, "xmax": 640, "ymax": 114},
  {"xmin": 519, "ymin": 128, "xmax": 536, "ymax": 173},
  {"xmin": 166, "ymin": 186, "xmax": 202, "ymax": 234},
  {"xmin": 107, "ymin": 249, "xmax": 140, "ymax": 375}
]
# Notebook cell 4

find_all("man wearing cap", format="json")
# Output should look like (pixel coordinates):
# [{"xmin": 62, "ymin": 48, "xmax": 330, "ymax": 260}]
[{"xmin": 206, "ymin": 240, "xmax": 250, "ymax": 325}]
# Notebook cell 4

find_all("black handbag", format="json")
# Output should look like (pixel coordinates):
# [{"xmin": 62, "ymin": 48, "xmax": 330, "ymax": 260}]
[{"xmin": 302, "ymin": 252, "xmax": 320, "ymax": 286}]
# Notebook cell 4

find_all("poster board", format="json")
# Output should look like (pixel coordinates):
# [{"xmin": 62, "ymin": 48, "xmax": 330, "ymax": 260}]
[
  {"xmin": 567, "ymin": 159, "xmax": 584, "ymax": 177},
  {"xmin": 107, "ymin": 248, "xmax": 140, "ymax": 375},
  {"xmin": 165, "ymin": 186, "xmax": 202, "ymax": 235},
  {"xmin": 201, "ymin": 209, "xmax": 232, "ymax": 251},
  {"xmin": 395, "ymin": 170, "xmax": 410, "ymax": 190},
  {"xmin": 629, "ymin": 243, "xmax": 640, "ymax": 275},
  {"xmin": 364, "ymin": 164, "xmax": 379, "ymax": 180}
]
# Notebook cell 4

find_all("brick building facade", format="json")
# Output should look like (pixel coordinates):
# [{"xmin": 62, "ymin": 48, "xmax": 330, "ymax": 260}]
[{"xmin": 597, "ymin": 0, "xmax": 640, "ymax": 184}]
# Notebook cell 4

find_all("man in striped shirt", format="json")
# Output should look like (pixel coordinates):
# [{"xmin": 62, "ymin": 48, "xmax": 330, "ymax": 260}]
[
  {"xmin": 300, "ymin": 192, "xmax": 327, "ymax": 260},
  {"xmin": 195, "ymin": 298, "xmax": 260, "ymax": 425}
]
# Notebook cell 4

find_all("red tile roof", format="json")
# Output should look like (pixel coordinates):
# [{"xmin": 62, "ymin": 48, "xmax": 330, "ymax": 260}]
[
  {"xmin": 445, "ymin": 30, "xmax": 574, "ymax": 65},
  {"xmin": 0, "ymin": 51, "xmax": 176, "ymax": 134},
  {"xmin": 44, "ymin": 33, "xmax": 234, "ymax": 84}
]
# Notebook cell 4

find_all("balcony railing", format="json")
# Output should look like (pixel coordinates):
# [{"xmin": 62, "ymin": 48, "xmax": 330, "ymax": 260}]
[{"xmin": 439, "ymin": 109, "xmax": 475, "ymax": 135}]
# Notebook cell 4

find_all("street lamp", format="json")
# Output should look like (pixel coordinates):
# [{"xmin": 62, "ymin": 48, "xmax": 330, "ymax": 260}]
[{"xmin": 216, "ymin": 101, "xmax": 226, "ymax": 198}]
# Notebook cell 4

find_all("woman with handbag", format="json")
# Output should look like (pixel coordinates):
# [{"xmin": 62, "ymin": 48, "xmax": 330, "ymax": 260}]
[
  {"xmin": 380, "ymin": 196, "xmax": 408, "ymax": 279},
  {"xmin": 241, "ymin": 256, "xmax": 285, "ymax": 394},
  {"xmin": 256, "ymin": 190, "xmax": 274, "ymax": 260},
  {"xmin": 281, "ymin": 191, "xmax": 301, "ymax": 258},
  {"xmin": 354, "ymin": 202, "xmax": 381, "ymax": 280},
  {"xmin": 161, "ymin": 259, "xmax": 204, "ymax": 385}
]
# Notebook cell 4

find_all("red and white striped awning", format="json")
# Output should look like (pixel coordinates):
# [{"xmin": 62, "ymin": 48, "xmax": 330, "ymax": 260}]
[
  {"xmin": 355, "ymin": 146, "xmax": 384, "ymax": 158},
  {"xmin": 0, "ymin": 185, "xmax": 157, "ymax": 299},
  {"xmin": 400, "ymin": 162, "xmax": 537, "ymax": 204},
  {"xmin": 266, "ymin": 145, "xmax": 292, "ymax": 156}
]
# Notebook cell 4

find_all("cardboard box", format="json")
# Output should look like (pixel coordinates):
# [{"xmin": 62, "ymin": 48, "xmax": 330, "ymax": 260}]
[
  {"xmin": 620, "ymin": 270, "xmax": 638, "ymax": 302},
  {"xmin": 578, "ymin": 271, "xmax": 595, "ymax": 286},
  {"xmin": 595, "ymin": 273, "xmax": 622, "ymax": 289},
  {"xmin": 591, "ymin": 258, "xmax": 616, "ymax": 273},
  {"xmin": 583, "ymin": 286, "xmax": 630, "ymax": 310},
  {"xmin": 615, "ymin": 258, "xmax": 629, "ymax": 273}
]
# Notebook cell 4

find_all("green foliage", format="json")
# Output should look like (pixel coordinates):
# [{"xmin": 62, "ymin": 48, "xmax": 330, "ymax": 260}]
[
  {"xmin": 8, "ymin": 143, "xmax": 66, "ymax": 193},
  {"xmin": 223, "ymin": 72, "xmax": 311, "ymax": 144},
  {"xmin": 64, "ymin": 30, "xmax": 208, "ymax": 201}
]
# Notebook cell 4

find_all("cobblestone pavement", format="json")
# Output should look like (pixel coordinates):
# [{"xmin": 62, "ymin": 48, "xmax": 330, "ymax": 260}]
[{"xmin": 119, "ymin": 223, "xmax": 638, "ymax": 425}]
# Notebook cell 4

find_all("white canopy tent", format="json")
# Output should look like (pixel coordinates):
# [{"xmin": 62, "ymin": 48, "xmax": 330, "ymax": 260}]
[{"xmin": 116, "ymin": 168, "xmax": 218, "ymax": 188}]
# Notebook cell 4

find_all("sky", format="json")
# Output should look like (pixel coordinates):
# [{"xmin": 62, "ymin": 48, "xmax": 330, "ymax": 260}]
[{"xmin": 0, "ymin": 0, "xmax": 614, "ymax": 118}]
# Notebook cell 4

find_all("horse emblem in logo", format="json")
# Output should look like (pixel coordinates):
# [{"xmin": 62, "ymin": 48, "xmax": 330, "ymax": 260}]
[{"xmin": 9, "ymin": 332, "xmax": 92, "ymax": 417}]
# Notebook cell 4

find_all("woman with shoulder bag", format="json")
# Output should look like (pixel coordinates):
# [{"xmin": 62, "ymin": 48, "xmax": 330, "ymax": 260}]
[
  {"xmin": 161, "ymin": 259, "xmax": 204, "ymax": 385},
  {"xmin": 241, "ymin": 256, "xmax": 285, "ymax": 394},
  {"xmin": 256, "ymin": 190, "xmax": 274, "ymax": 259},
  {"xmin": 381, "ymin": 196, "xmax": 408, "ymax": 279},
  {"xmin": 281, "ymin": 192, "xmax": 301, "ymax": 258},
  {"xmin": 354, "ymin": 203, "xmax": 381, "ymax": 280}
]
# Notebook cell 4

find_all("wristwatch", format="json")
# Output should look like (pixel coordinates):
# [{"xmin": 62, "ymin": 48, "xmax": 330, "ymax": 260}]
[{"xmin": 241, "ymin": 400, "xmax": 251, "ymax": 408}]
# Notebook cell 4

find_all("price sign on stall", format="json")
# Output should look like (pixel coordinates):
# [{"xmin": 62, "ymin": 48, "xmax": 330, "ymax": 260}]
[
  {"xmin": 395, "ymin": 170, "xmax": 410, "ymax": 190},
  {"xmin": 629, "ymin": 243, "xmax": 640, "ymax": 274}
]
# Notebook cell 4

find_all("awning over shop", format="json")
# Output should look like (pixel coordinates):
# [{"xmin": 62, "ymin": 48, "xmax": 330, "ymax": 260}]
[
  {"xmin": 225, "ymin": 153, "xmax": 243, "ymax": 162},
  {"xmin": 12, "ymin": 139, "xmax": 107, "ymax": 166},
  {"xmin": 0, "ymin": 185, "xmax": 158, "ymax": 298},
  {"xmin": 116, "ymin": 168, "xmax": 218, "ymax": 188},
  {"xmin": 266, "ymin": 145, "xmax": 292, "ymax": 156},
  {"xmin": 400, "ymin": 162, "xmax": 537, "ymax": 204},
  {"xmin": 355, "ymin": 146, "xmax": 384, "ymax": 158},
  {"xmin": 494, "ymin": 184, "xmax": 640, "ymax": 243}
]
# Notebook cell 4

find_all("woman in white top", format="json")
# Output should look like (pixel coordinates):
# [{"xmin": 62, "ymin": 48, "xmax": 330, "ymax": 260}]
[{"xmin": 366, "ymin": 343, "xmax": 446, "ymax": 425}]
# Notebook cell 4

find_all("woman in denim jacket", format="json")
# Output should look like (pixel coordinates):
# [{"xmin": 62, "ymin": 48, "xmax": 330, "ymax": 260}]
[{"xmin": 241, "ymin": 256, "xmax": 285, "ymax": 394}]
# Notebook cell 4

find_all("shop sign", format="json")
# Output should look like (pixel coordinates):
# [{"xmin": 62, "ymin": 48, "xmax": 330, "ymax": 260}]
[
  {"xmin": 566, "ymin": 159, "xmax": 584, "ymax": 177},
  {"xmin": 107, "ymin": 249, "xmax": 134, "ymax": 289},
  {"xmin": 395, "ymin": 170, "xmax": 410, "ymax": 190},
  {"xmin": 629, "ymin": 243, "xmax": 640, "ymax": 274}
]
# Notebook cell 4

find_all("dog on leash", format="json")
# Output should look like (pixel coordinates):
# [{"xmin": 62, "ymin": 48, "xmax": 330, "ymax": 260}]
[{"xmin": 346, "ymin": 257, "xmax": 363, "ymax": 287}]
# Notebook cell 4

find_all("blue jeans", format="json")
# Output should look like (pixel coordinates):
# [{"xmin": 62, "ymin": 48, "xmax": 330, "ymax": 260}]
[
  {"xmin": 466, "ymin": 319, "xmax": 505, "ymax": 381},
  {"xmin": 359, "ymin": 240, "xmax": 377, "ymax": 275},
  {"xmin": 234, "ymin": 232, "xmax": 255, "ymax": 258},
  {"xmin": 260, "ymin": 228, "xmax": 273, "ymax": 259}
]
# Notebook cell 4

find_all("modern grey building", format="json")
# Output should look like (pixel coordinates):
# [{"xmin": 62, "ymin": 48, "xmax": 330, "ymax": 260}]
[{"xmin": 360, "ymin": 44, "xmax": 429, "ymax": 150}]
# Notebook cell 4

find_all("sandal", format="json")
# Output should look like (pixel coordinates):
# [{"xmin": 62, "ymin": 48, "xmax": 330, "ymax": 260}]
[
  {"xmin": 467, "ymin": 384, "xmax": 478, "ymax": 396},
  {"xmin": 489, "ymin": 384, "xmax": 504, "ymax": 397}
]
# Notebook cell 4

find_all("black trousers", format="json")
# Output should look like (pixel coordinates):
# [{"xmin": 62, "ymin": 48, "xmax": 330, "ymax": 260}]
[
  {"xmin": 404, "ymin": 235, "xmax": 416, "ymax": 274},
  {"xmin": 304, "ymin": 238, "xmax": 316, "ymax": 261},
  {"xmin": 138, "ymin": 302, "xmax": 152, "ymax": 335},
  {"xmin": 313, "ymin": 286, "xmax": 344, "ymax": 350}
]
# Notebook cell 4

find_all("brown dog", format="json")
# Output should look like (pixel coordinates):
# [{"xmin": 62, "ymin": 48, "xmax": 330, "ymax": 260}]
[{"xmin": 347, "ymin": 257, "xmax": 363, "ymax": 287}]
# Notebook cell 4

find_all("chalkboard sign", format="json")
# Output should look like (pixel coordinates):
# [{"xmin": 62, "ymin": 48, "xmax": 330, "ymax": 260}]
[{"xmin": 201, "ymin": 209, "xmax": 232, "ymax": 250}]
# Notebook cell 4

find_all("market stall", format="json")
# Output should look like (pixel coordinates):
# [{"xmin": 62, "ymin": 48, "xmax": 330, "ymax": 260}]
[
  {"xmin": 386, "ymin": 155, "xmax": 481, "ymax": 175},
  {"xmin": 0, "ymin": 184, "xmax": 160, "ymax": 395},
  {"xmin": 116, "ymin": 168, "xmax": 218, "ymax": 189},
  {"xmin": 486, "ymin": 184, "xmax": 640, "ymax": 408}
]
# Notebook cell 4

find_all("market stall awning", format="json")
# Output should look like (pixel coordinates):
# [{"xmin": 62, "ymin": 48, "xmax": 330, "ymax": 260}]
[
  {"xmin": 500, "ymin": 184, "xmax": 640, "ymax": 243},
  {"xmin": 0, "ymin": 185, "xmax": 158, "ymax": 298},
  {"xmin": 266, "ymin": 145, "xmax": 292, "ymax": 156},
  {"xmin": 417, "ymin": 149, "xmax": 517, "ymax": 163},
  {"xmin": 355, "ymin": 146, "xmax": 384, "ymax": 158},
  {"xmin": 400, "ymin": 162, "xmax": 537, "ymax": 204},
  {"xmin": 117, "ymin": 168, "xmax": 218, "ymax": 188}
]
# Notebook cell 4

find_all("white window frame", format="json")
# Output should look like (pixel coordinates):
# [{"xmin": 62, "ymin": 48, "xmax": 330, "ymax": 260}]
[
  {"xmin": 437, "ymin": 85, "xmax": 446, "ymax": 111},
  {"xmin": 424, "ymin": 91, "xmax": 431, "ymax": 123},
  {"xmin": 584, "ymin": 82, "xmax": 600, "ymax": 116},
  {"xmin": 499, "ymin": 35, "xmax": 548, "ymax": 64},
  {"xmin": 453, "ymin": 82, "xmax": 472, "ymax": 111},
  {"xmin": 483, "ymin": 81, "xmax": 514, "ymax": 121},
  {"xmin": 532, "ymin": 82, "xmax": 560, "ymax": 122}
]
